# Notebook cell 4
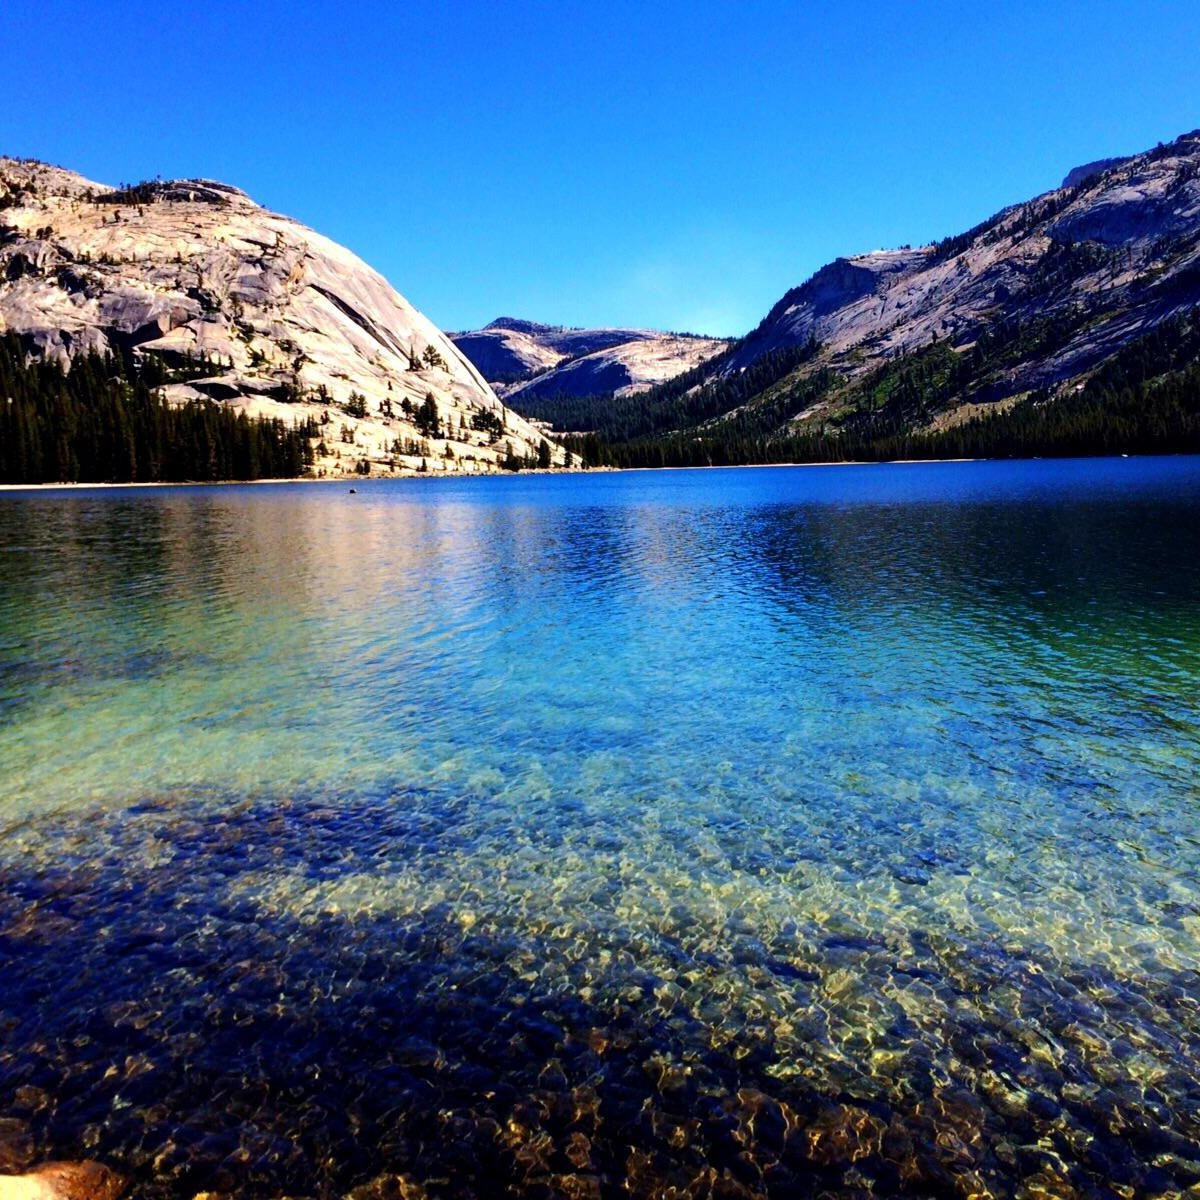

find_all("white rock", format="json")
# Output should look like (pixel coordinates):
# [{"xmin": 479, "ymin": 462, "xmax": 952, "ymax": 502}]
[
  {"xmin": 0, "ymin": 158, "xmax": 560, "ymax": 475},
  {"xmin": 453, "ymin": 316, "xmax": 729, "ymax": 400}
]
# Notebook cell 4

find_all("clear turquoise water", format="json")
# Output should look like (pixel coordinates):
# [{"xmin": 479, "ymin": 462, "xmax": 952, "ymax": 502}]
[{"xmin": 1, "ymin": 458, "xmax": 1199, "ymax": 1198}]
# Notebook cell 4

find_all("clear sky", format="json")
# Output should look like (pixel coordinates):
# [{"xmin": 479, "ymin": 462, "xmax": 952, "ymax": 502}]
[{"xmin": 6, "ymin": 1, "xmax": 1199, "ymax": 336}]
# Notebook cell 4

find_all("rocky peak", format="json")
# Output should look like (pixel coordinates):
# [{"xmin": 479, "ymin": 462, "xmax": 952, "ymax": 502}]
[
  {"xmin": 0, "ymin": 157, "xmax": 560, "ymax": 475},
  {"xmin": 484, "ymin": 316, "xmax": 558, "ymax": 335},
  {"xmin": 1061, "ymin": 156, "xmax": 1129, "ymax": 190},
  {"xmin": 454, "ymin": 316, "xmax": 729, "ymax": 402},
  {"xmin": 689, "ymin": 126, "xmax": 1200, "ymax": 429}
]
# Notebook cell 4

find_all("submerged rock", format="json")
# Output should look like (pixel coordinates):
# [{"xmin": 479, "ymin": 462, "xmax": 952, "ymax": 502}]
[
  {"xmin": 0, "ymin": 1161, "xmax": 125, "ymax": 1200},
  {"xmin": 0, "ymin": 1121, "xmax": 33, "ymax": 1173},
  {"xmin": 3, "ymin": 790, "xmax": 1200, "ymax": 1199}
]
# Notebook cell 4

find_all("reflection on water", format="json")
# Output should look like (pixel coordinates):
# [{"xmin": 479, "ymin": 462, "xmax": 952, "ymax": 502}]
[{"xmin": 1, "ymin": 459, "xmax": 1199, "ymax": 1198}]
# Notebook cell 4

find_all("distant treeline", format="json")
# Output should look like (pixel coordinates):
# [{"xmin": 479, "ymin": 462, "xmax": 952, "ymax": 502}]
[
  {"xmin": 557, "ymin": 310, "xmax": 1200, "ymax": 468},
  {"xmin": 510, "ymin": 341, "xmax": 821, "ymax": 442},
  {"xmin": 0, "ymin": 335, "xmax": 315, "ymax": 484}
]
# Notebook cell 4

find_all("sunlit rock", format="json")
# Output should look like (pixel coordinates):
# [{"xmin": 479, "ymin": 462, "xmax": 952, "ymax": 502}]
[
  {"xmin": 0, "ymin": 159, "xmax": 560, "ymax": 475},
  {"xmin": 0, "ymin": 1161, "xmax": 124, "ymax": 1200}
]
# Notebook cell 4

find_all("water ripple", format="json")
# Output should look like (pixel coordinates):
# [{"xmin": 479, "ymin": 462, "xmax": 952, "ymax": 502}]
[{"xmin": 0, "ymin": 459, "xmax": 1199, "ymax": 1196}]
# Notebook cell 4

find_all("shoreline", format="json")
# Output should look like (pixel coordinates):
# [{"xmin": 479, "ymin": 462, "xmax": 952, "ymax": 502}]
[
  {"xmin": 2, "ymin": 453, "xmax": 1179, "ymax": 492},
  {"xmin": 0, "ymin": 461, "xmax": 915, "ymax": 491}
]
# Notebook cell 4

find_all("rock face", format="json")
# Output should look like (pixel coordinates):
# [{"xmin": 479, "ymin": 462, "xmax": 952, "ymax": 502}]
[
  {"xmin": 450, "ymin": 319, "xmax": 566, "ymax": 382},
  {"xmin": 0, "ymin": 159, "xmax": 559, "ymax": 475},
  {"xmin": 1061, "ymin": 156, "xmax": 1129, "ymax": 189},
  {"xmin": 452, "ymin": 317, "xmax": 728, "ymax": 400},
  {"xmin": 699, "ymin": 129, "xmax": 1200, "ymax": 428}
]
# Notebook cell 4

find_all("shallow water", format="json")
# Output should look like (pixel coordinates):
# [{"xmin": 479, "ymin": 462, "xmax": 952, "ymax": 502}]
[{"xmin": 1, "ymin": 459, "xmax": 1199, "ymax": 1199}]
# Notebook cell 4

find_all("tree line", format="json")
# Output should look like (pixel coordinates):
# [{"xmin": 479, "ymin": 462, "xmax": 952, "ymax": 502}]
[
  {"xmin": 508, "ymin": 341, "xmax": 820, "ymax": 442},
  {"xmin": 560, "ymin": 308, "xmax": 1200, "ymax": 468},
  {"xmin": 0, "ymin": 334, "xmax": 315, "ymax": 483}
]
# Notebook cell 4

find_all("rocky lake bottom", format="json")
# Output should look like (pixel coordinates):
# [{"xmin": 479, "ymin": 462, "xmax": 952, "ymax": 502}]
[{"xmin": 1, "ymin": 460, "xmax": 1199, "ymax": 1198}]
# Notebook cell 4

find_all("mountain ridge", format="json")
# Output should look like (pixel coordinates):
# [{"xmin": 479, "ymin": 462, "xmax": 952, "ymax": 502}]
[
  {"xmin": 5, "ymin": 130, "xmax": 1200, "ymax": 479},
  {"xmin": 0, "ymin": 157, "xmax": 560, "ymax": 477},
  {"xmin": 520, "ymin": 128, "xmax": 1200, "ymax": 462},
  {"xmin": 451, "ymin": 316, "xmax": 728, "ymax": 403}
]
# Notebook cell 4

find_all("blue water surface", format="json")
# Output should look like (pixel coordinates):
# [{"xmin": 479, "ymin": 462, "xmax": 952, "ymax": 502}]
[{"xmin": 1, "ymin": 457, "xmax": 1198, "ymax": 1199}]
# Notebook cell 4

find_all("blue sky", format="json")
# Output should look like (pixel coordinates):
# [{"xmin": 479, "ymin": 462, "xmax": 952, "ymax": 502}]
[{"xmin": 6, "ymin": 1, "xmax": 1199, "ymax": 336}]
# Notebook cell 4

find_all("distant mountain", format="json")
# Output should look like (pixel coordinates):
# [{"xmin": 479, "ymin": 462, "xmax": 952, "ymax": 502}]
[
  {"xmin": 545, "ymin": 130, "xmax": 1200, "ymax": 465},
  {"xmin": 451, "ymin": 319, "xmax": 572, "ymax": 382},
  {"xmin": 0, "ymin": 159, "xmax": 558, "ymax": 480},
  {"xmin": 7, "ymin": 132, "xmax": 1199, "ymax": 481},
  {"xmin": 452, "ymin": 317, "xmax": 728, "ymax": 401}
]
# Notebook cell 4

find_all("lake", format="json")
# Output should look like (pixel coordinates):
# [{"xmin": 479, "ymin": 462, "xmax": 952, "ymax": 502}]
[{"xmin": 2, "ymin": 458, "xmax": 1199, "ymax": 1199}]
